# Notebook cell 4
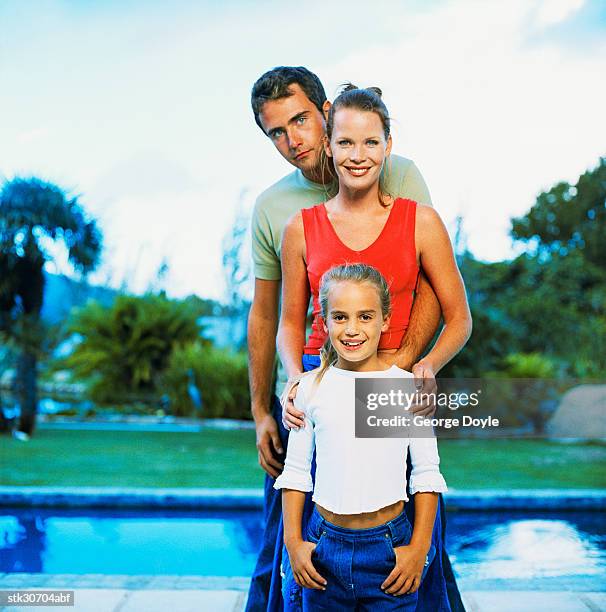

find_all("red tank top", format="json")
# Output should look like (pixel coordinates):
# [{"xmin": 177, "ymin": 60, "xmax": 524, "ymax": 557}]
[{"xmin": 302, "ymin": 198, "xmax": 420, "ymax": 355}]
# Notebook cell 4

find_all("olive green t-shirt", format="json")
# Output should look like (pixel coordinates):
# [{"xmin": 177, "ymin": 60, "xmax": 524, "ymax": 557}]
[{"xmin": 251, "ymin": 154, "xmax": 432, "ymax": 395}]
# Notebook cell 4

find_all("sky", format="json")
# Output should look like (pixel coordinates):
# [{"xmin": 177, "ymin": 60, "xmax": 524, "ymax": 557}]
[{"xmin": 1, "ymin": 0, "xmax": 605, "ymax": 300}]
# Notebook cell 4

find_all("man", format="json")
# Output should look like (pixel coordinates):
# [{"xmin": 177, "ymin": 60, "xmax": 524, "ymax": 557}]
[{"xmin": 246, "ymin": 66, "xmax": 463, "ymax": 611}]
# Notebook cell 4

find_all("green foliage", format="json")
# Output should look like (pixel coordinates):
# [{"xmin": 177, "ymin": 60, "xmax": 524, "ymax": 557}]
[
  {"xmin": 498, "ymin": 252, "xmax": 604, "ymax": 362},
  {"xmin": 0, "ymin": 177, "xmax": 102, "ymax": 275},
  {"xmin": 0, "ymin": 177, "xmax": 102, "ymax": 434},
  {"xmin": 64, "ymin": 293, "xmax": 201, "ymax": 402},
  {"xmin": 497, "ymin": 352, "xmax": 558, "ymax": 378},
  {"xmin": 0, "ymin": 177, "xmax": 102, "ymax": 339},
  {"xmin": 441, "ymin": 254, "xmax": 518, "ymax": 378},
  {"xmin": 443, "ymin": 155, "xmax": 606, "ymax": 380},
  {"xmin": 468, "ymin": 353, "xmax": 565, "ymax": 434},
  {"xmin": 511, "ymin": 157, "xmax": 606, "ymax": 268},
  {"xmin": 163, "ymin": 342, "xmax": 250, "ymax": 418}
]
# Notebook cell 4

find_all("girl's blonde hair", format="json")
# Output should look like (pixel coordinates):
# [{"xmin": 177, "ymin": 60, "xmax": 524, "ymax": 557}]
[{"xmin": 315, "ymin": 263, "xmax": 391, "ymax": 384}]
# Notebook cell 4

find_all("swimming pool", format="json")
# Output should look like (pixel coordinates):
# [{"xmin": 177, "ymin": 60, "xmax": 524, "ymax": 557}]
[
  {"xmin": 1, "ymin": 508, "xmax": 604, "ymax": 591},
  {"xmin": 446, "ymin": 511, "xmax": 606, "ymax": 592},
  {"xmin": 0, "ymin": 509, "xmax": 262, "ymax": 576}
]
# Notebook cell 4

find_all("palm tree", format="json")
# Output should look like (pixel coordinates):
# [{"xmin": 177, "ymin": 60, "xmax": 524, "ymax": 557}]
[{"xmin": 0, "ymin": 177, "xmax": 102, "ymax": 436}]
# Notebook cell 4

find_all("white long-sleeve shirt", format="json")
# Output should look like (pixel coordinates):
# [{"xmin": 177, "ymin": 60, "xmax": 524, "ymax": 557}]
[{"xmin": 274, "ymin": 365, "xmax": 447, "ymax": 514}]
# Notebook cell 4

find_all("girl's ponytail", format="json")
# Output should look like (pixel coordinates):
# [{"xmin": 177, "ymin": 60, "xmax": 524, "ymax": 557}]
[{"xmin": 314, "ymin": 335, "xmax": 339, "ymax": 386}]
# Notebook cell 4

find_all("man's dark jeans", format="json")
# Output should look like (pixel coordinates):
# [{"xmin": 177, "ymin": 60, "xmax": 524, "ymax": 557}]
[{"xmin": 245, "ymin": 395, "xmax": 291, "ymax": 612}]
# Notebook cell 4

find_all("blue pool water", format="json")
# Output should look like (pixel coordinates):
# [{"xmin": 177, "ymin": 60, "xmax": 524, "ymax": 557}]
[
  {"xmin": 0, "ymin": 509, "xmax": 262, "ymax": 577},
  {"xmin": 1, "ymin": 509, "xmax": 604, "ymax": 591},
  {"xmin": 446, "ymin": 511, "xmax": 606, "ymax": 591}
]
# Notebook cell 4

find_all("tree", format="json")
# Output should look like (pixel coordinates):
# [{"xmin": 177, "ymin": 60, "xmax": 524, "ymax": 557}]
[
  {"xmin": 0, "ymin": 177, "xmax": 102, "ymax": 436},
  {"xmin": 509, "ymin": 157, "xmax": 606, "ymax": 374},
  {"xmin": 511, "ymin": 157, "xmax": 606, "ymax": 268},
  {"xmin": 440, "ymin": 253, "xmax": 518, "ymax": 377}
]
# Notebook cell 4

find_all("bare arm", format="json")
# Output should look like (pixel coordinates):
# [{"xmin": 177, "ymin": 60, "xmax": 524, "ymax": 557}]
[
  {"xmin": 279, "ymin": 406, "xmax": 325, "ymax": 590},
  {"xmin": 382, "ymin": 492, "xmax": 438, "ymax": 596},
  {"xmin": 248, "ymin": 278, "xmax": 283, "ymax": 477},
  {"xmin": 387, "ymin": 273, "xmax": 441, "ymax": 370},
  {"xmin": 410, "ymin": 493, "xmax": 438, "ymax": 552},
  {"xmin": 277, "ymin": 212, "xmax": 310, "ymax": 381},
  {"xmin": 282, "ymin": 488, "xmax": 307, "ymax": 548},
  {"xmin": 415, "ymin": 205, "xmax": 472, "ymax": 373},
  {"xmin": 283, "ymin": 489, "xmax": 326, "ymax": 590}
]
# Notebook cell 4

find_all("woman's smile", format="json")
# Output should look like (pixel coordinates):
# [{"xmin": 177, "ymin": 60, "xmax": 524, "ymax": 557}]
[{"xmin": 344, "ymin": 166, "xmax": 371, "ymax": 177}]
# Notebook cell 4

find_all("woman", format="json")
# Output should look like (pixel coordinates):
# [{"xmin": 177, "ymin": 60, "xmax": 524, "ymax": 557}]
[{"xmin": 276, "ymin": 84, "xmax": 472, "ymax": 611}]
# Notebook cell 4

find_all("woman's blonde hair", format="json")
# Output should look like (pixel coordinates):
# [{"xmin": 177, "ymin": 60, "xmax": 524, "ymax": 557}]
[{"xmin": 315, "ymin": 263, "xmax": 391, "ymax": 384}]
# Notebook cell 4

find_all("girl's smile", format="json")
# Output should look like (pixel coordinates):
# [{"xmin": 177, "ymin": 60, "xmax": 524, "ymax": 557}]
[
  {"xmin": 323, "ymin": 280, "xmax": 390, "ymax": 371},
  {"xmin": 340, "ymin": 338, "xmax": 367, "ymax": 350}
]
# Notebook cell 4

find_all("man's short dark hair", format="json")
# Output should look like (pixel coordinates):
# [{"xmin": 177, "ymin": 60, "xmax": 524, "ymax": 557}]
[{"xmin": 251, "ymin": 66, "xmax": 327, "ymax": 132}]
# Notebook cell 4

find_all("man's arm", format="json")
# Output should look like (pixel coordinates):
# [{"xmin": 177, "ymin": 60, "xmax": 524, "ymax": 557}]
[
  {"xmin": 391, "ymin": 273, "xmax": 441, "ymax": 370},
  {"xmin": 388, "ymin": 157, "xmax": 440, "ymax": 368},
  {"xmin": 414, "ymin": 205, "xmax": 472, "ymax": 373},
  {"xmin": 378, "ymin": 273, "xmax": 441, "ymax": 417},
  {"xmin": 248, "ymin": 278, "xmax": 284, "ymax": 478}
]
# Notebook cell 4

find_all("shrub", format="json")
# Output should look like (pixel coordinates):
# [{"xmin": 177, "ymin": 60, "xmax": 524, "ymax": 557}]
[
  {"xmin": 499, "ymin": 352, "xmax": 558, "ymax": 378},
  {"xmin": 485, "ymin": 352, "xmax": 565, "ymax": 433},
  {"xmin": 163, "ymin": 342, "xmax": 250, "ymax": 419},
  {"xmin": 64, "ymin": 293, "xmax": 201, "ymax": 403}
]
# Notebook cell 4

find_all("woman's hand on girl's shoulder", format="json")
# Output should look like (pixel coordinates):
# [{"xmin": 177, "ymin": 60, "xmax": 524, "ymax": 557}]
[
  {"xmin": 381, "ymin": 543, "xmax": 428, "ymax": 596},
  {"xmin": 287, "ymin": 540, "xmax": 327, "ymax": 590}
]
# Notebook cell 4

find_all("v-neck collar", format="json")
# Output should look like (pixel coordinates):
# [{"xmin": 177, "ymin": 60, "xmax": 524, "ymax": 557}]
[{"xmin": 320, "ymin": 200, "xmax": 398, "ymax": 254}]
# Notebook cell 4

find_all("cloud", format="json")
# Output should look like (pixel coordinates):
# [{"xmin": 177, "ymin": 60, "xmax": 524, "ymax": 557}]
[
  {"xmin": 317, "ymin": 0, "xmax": 606, "ymax": 261},
  {"xmin": 16, "ymin": 127, "xmax": 51, "ymax": 144},
  {"xmin": 4, "ymin": 0, "xmax": 605, "ymax": 296},
  {"xmin": 83, "ymin": 182, "xmax": 253, "ymax": 299},
  {"xmin": 535, "ymin": 0, "xmax": 585, "ymax": 27},
  {"xmin": 92, "ymin": 152, "xmax": 204, "ymax": 200}
]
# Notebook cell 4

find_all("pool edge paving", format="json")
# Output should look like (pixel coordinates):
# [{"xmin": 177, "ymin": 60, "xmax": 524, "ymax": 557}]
[
  {"xmin": 0, "ymin": 574, "xmax": 251, "ymax": 591},
  {"xmin": 0, "ymin": 576, "xmax": 604, "ymax": 612},
  {"xmin": 0, "ymin": 486, "xmax": 605, "ymax": 510},
  {"xmin": 0, "ymin": 583, "xmax": 604, "ymax": 612}
]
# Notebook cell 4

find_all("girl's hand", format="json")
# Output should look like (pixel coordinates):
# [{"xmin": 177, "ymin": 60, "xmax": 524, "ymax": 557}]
[
  {"xmin": 287, "ymin": 540, "xmax": 327, "ymax": 590},
  {"xmin": 381, "ymin": 543, "xmax": 428, "ymax": 596},
  {"xmin": 411, "ymin": 360, "xmax": 437, "ymax": 417},
  {"xmin": 281, "ymin": 380, "xmax": 305, "ymax": 430}
]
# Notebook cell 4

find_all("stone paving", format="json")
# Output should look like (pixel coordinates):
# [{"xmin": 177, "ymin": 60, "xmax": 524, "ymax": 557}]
[{"xmin": 0, "ymin": 574, "xmax": 605, "ymax": 611}]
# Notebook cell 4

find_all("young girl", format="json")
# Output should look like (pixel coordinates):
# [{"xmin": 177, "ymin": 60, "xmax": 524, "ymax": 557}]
[{"xmin": 275, "ymin": 263, "xmax": 448, "ymax": 610}]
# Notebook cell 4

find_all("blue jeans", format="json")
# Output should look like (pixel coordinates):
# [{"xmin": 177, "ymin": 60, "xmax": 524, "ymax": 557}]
[
  {"xmin": 246, "ymin": 355, "xmax": 463, "ymax": 611},
  {"xmin": 303, "ymin": 505, "xmax": 429, "ymax": 610}
]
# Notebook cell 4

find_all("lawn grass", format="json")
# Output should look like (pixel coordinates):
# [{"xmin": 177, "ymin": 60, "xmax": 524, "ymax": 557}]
[{"xmin": 1, "ymin": 429, "xmax": 605, "ymax": 489}]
